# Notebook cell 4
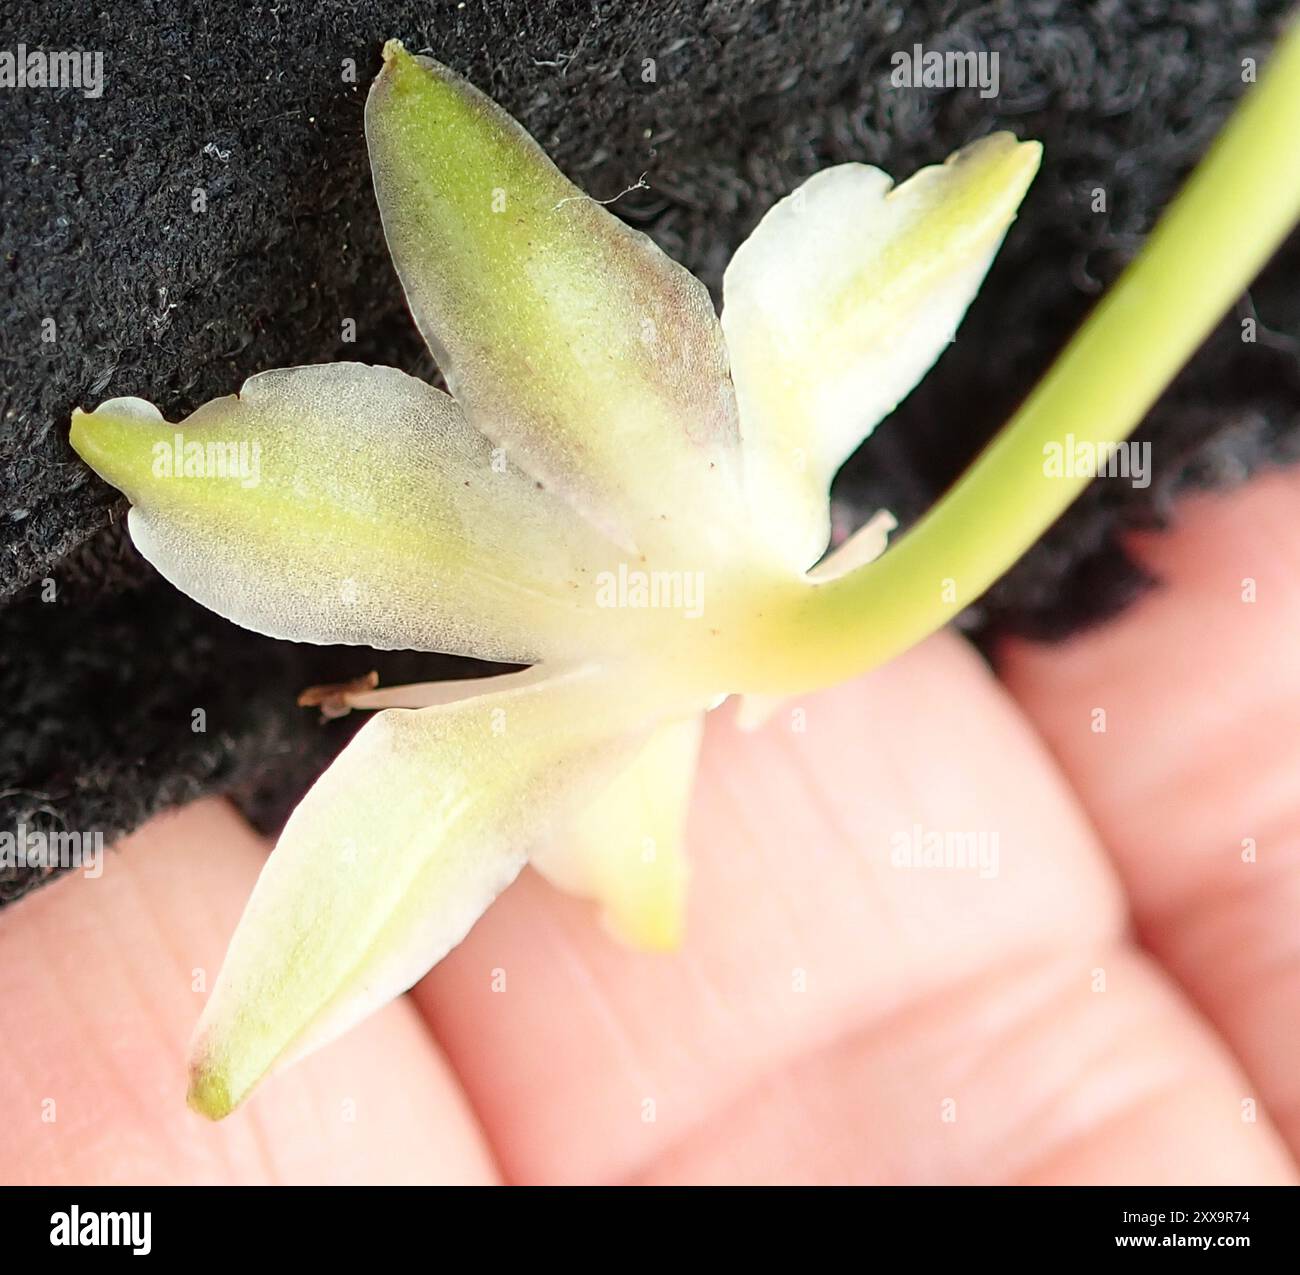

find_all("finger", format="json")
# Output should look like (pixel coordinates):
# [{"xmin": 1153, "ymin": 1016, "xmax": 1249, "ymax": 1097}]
[
  {"xmin": 637, "ymin": 949, "xmax": 1286, "ymax": 1185},
  {"xmin": 1001, "ymin": 468, "xmax": 1300, "ymax": 1156},
  {"xmin": 412, "ymin": 634, "xmax": 1293, "ymax": 1183},
  {"xmin": 0, "ymin": 798, "xmax": 496, "ymax": 1185}
]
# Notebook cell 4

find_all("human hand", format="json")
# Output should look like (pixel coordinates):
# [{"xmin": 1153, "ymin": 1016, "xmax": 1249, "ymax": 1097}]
[{"xmin": 2, "ymin": 470, "xmax": 1296, "ymax": 1185}]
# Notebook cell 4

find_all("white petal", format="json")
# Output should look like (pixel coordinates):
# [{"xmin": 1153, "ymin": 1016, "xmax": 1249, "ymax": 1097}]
[{"xmin": 722, "ymin": 134, "xmax": 1042, "ymax": 568}]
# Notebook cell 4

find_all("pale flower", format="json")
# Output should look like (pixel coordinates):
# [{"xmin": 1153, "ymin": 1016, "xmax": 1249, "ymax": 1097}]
[{"xmin": 70, "ymin": 39, "xmax": 1053, "ymax": 1118}]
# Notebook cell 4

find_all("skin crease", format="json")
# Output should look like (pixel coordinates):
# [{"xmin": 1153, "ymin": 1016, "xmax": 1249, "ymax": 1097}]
[{"xmin": 0, "ymin": 469, "xmax": 1297, "ymax": 1185}]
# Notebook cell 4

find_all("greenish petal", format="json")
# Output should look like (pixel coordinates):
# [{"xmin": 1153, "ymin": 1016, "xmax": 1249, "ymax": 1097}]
[
  {"xmin": 188, "ymin": 666, "xmax": 676, "ymax": 1119},
  {"xmin": 532, "ymin": 712, "xmax": 702, "ymax": 949},
  {"xmin": 70, "ymin": 363, "xmax": 634, "ymax": 664},
  {"xmin": 366, "ymin": 42, "xmax": 744, "ymax": 559}
]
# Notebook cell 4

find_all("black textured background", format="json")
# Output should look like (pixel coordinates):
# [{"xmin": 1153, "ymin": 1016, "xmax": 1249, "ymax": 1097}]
[{"xmin": 2, "ymin": 0, "xmax": 1298, "ymax": 903}]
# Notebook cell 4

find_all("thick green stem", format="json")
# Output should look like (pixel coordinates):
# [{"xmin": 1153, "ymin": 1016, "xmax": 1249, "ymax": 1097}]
[{"xmin": 756, "ymin": 18, "xmax": 1300, "ymax": 694}]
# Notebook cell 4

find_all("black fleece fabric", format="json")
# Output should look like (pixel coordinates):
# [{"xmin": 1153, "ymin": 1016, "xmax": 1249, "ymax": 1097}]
[{"xmin": 2, "ymin": 0, "xmax": 1298, "ymax": 903}]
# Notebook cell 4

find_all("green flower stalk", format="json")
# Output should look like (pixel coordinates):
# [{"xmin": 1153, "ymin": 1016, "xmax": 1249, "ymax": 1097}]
[{"xmin": 68, "ymin": 28, "xmax": 1300, "ymax": 1120}]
